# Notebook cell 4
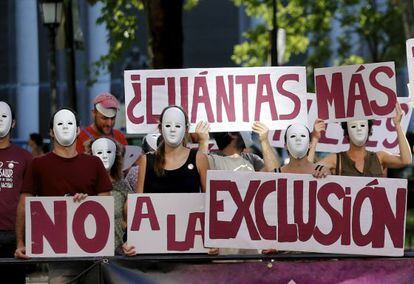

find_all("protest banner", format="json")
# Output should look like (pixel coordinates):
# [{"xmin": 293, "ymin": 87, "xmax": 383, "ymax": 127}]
[
  {"xmin": 314, "ymin": 62, "xmax": 397, "ymax": 122},
  {"xmin": 205, "ymin": 171, "xmax": 407, "ymax": 256},
  {"xmin": 269, "ymin": 96, "xmax": 412, "ymax": 153},
  {"xmin": 25, "ymin": 196, "xmax": 114, "ymax": 257},
  {"xmin": 124, "ymin": 67, "xmax": 307, "ymax": 133},
  {"xmin": 127, "ymin": 193, "xmax": 208, "ymax": 254}
]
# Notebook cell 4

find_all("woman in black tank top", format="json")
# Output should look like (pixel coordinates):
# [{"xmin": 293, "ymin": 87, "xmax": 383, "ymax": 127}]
[{"xmin": 135, "ymin": 106, "xmax": 208, "ymax": 193}]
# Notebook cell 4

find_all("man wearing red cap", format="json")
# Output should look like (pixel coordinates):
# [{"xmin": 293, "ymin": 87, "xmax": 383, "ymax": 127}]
[{"xmin": 76, "ymin": 92, "xmax": 128, "ymax": 153}]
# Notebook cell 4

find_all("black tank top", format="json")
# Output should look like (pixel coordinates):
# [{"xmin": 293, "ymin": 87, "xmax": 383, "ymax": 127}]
[{"xmin": 144, "ymin": 149, "xmax": 201, "ymax": 193}]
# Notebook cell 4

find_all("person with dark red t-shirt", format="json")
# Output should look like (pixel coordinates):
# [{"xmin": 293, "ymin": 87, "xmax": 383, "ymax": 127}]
[
  {"xmin": 76, "ymin": 92, "xmax": 127, "ymax": 153},
  {"xmin": 0, "ymin": 101, "xmax": 31, "ymax": 284},
  {"xmin": 15, "ymin": 108, "xmax": 112, "ymax": 264}
]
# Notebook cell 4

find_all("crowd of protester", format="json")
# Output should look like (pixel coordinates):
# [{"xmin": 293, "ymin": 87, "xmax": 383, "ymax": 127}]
[{"xmin": 0, "ymin": 91, "xmax": 412, "ymax": 282}]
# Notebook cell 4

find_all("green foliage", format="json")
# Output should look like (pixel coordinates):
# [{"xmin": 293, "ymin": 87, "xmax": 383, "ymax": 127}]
[
  {"xmin": 86, "ymin": 0, "xmax": 143, "ymax": 85},
  {"xmin": 232, "ymin": 0, "xmax": 406, "ymax": 89},
  {"xmin": 337, "ymin": 0, "xmax": 405, "ymax": 66},
  {"xmin": 231, "ymin": 0, "xmax": 337, "ymax": 88},
  {"xmin": 87, "ymin": 0, "xmax": 406, "ymax": 87},
  {"xmin": 184, "ymin": 0, "xmax": 200, "ymax": 10}
]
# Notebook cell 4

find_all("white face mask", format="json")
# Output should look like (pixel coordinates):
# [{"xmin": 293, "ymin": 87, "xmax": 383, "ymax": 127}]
[
  {"xmin": 347, "ymin": 120, "xmax": 369, "ymax": 147},
  {"xmin": 92, "ymin": 138, "xmax": 116, "ymax": 170},
  {"xmin": 161, "ymin": 107, "xmax": 186, "ymax": 147},
  {"xmin": 53, "ymin": 109, "xmax": 77, "ymax": 147},
  {"xmin": 286, "ymin": 124, "xmax": 310, "ymax": 159},
  {"xmin": 0, "ymin": 102, "xmax": 12, "ymax": 138}
]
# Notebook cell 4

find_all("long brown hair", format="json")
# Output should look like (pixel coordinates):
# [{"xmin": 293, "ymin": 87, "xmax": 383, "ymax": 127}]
[
  {"xmin": 154, "ymin": 105, "xmax": 189, "ymax": 176},
  {"xmin": 84, "ymin": 138, "xmax": 124, "ymax": 181}
]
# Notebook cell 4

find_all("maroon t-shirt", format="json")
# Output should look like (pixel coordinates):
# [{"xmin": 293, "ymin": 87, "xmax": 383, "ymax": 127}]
[
  {"xmin": 22, "ymin": 152, "xmax": 112, "ymax": 196},
  {"xmin": 0, "ymin": 144, "xmax": 32, "ymax": 230}
]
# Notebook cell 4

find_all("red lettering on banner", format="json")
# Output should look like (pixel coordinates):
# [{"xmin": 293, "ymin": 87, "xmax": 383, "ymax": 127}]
[
  {"xmin": 369, "ymin": 66, "xmax": 396, "ymax": 115},
  {"xmin": 277, "ymin": 178, "xmax": 298, "ymax": 242},
  {"xmin": 167, "ymin": 212, "xmax": 205, "ymax": 251},
  {"xmin": 146, "ymin": 77, "xmax": 165, "ymax": 124},
  {"xmin": 277, "ymin": 74, "xmax": 301, "ymax": 120},
  {"xmin": 255, "ymin": 74, "xmax": 278, "ymax": 121},
  {"xmin": 131, "ymin": 197, "xmax": 160, "ymax": 231},
  {"xmin": 341, "ymin": 187, "xmax": 352, "ymax": 245},
  {"xmin": 127, "ymin": 75, "xmax": 144, "ymax": 124},
  {"xmin": 293, "ymin": 180, "xmax": 317, "ymax": 242},
  {"xmin": 347, "ymin": 73, "xmax": 372, "ymax": 117},
  {"xmin": 185, "ymin": 213, "xmax": 205, "ymax": 248},
  {"xmin": 315, "ymin": 73, "xmax": 346, "ymax": 120},
  {"xmin": 313, "ymin": 182, "xmax": 344, "ymax": 245},
  {"xmin": 352, "ymin": 184, "xmax": 382, "ymax": 246},
  {"xmin": 383, "ymin": 103, "xmax": 409, "ymax": 149},
  {"xmin": 31, "ymin": 201, "xmax": 67, "ymax": 254},
  {"xmin": 208, "ymin": 176, "xmax": 405, "ymax": 251},
  {"xmin": 167, "ymin": 214, "xmax": 186, "ymax": 251},
  {"xmin": 307, "ymin": 98, "xmax": 313, "ymax": 112},
  {"xmin": 254, "ymin": 180, "xmax": 276, "ymax": 240},
  {"xmin": 209, "ymin": 180, "xmax": 260, "ymax": 240},
  {"xmin": 378, "ymin": 187, "xmax": 406, "ymax": 248},
  {"xmin": 352, "ymin": 181, "xmax": 405, "ymax": 248},
  {"xmin": 365, "ymin": 119, "xmax": 381, "ymax": 147},
  {"xmin": 167, "ymin": 77, "xmax": 176, "ymax": 106},
  {"xmin": 272, "ymin": 130, "xmax": 282, "ymax": 143},
  {"xmin": 382, "ymin": 118, "xmax": 397, "ymax": 149},
  {"xmin": 191, "ymin": 73, "xmax": 214, "ymax": 123},
  {"xmin": 401, "ymin": 103, "xmax": 409, "ymax": 116},
  {"xmin": 319, "ymin": 125, "xmax": 339, "ymax": 145},
  {"xmin": 216, "ymin": 75, "xmax": 235, "ymax": 122},
  {"xmin": 72, "ymin": 201, "xmax": 110, "ymax": 253},
  {"xmin": 180, "ymin": 77, "xmax": 189, "ymax": 114},
  {"xmin": 235, "ymin": 75, "xmax": 256, "ymax": 122}
]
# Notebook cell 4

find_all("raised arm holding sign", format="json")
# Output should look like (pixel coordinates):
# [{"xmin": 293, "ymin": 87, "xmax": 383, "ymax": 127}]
[
  {"xmin": 269, "ymin": 96, "xmax": 413, "ymax": 154},
  {"xmin": 310, "ymin": 103, "xmax": 412, "ymax": 176}
]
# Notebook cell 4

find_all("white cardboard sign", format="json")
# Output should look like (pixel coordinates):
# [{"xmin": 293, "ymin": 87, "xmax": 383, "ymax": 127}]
[
  {"xmin": 314, "ymin": 62, "xmax": 397, "ymax": 122},
  {"xmin": 124, "ymin": 67, "xmax": 307, "ymax": 133},
  {"xmin": 127, "ymin": 193, "xmax": 208, "ymax": 254},
  {"xmin": 26, "ymin": 196, "xmax": 114, "ymax": 257},
  {"xmin": 205, "ymin": 171, "xmax": 407, "ymax": 256}
]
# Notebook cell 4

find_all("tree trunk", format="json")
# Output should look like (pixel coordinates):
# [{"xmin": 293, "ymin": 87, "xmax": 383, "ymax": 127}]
[
  {"xmin": 144, "ymin": 0, "xmax": 184, "ymax": 68},
  {"xmin": 400, "ymin": 0, "xmax": 414, "ymax": 38}
]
